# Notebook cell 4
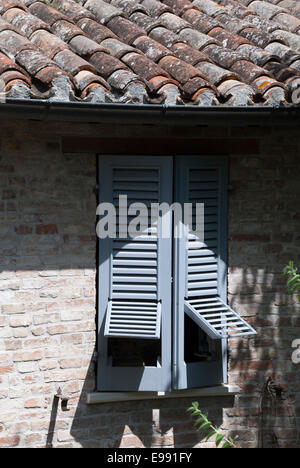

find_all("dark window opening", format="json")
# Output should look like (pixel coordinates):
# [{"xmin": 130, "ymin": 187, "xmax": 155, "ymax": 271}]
[
  {"xmin": 184, "ymin": 315, "xmax": 218, "ymax": 363},
  {"xmin": 108, "ymin": 338, "xmax": 161, "ymax": 367}
]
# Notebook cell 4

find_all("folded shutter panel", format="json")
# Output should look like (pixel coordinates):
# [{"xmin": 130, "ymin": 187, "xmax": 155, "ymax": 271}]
[
  {"xmin": 184, "ymin": 165, "xmax": 256, "ymax": 339},
  {"xmin": 104, "ymin": 300, "xmax": 162, "ymax": 339},
  {"xmin": 185, "ymin": 297, "xmax": 256, "ymax": 339}
]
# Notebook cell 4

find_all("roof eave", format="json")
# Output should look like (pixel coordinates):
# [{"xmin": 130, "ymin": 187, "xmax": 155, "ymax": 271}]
[{"xmin": 1, "ymin": 99, "xmax": 300, "ymax": 126}]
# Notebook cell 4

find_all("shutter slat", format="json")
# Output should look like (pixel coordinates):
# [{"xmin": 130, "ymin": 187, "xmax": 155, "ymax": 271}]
[
  {"xmin": 113, "ymin": 259, "xmax": 157, "ymax": 266},
  {"xmin": 114, "ymin": 268, "xmax": 157, "ymax": 275},
  {"xmin": 113, "ymin": 276, "xmax": 157, "ymax": 283}
]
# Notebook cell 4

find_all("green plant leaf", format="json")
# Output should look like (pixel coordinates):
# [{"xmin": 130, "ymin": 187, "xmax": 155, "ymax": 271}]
[
  {"xmin": 193, "ymin": 417, "xmax": 205, "ymax": 427},
  {"xmin": 215, "ymin": 434, "xmax": 224, "ymax": 447},
  {"xmin": 199, "ymin": 422, "xmax": 211, "ymax": 432},
  {"xmin": 206, "ymin": 430, "xmax": 216, "ymax": 442},
  {"xmin": 290, "ymin": 282, "xmax": 300, "ymax": 293},
  {"xmin": 221, "ymin": 442, "xmax": 231, "ymax": 449}
]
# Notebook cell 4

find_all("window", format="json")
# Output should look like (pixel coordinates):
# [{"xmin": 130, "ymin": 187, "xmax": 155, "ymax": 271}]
[{"xmin": 97, "ymin": 156, "xmax": 256, "ymax": 392}]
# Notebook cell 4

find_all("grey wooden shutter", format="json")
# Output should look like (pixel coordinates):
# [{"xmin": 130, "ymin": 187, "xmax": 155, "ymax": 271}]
[
  {"xmin": 184, "ymin": 164, "xmax": 256, "ymax": 340},
  {"xmin": 97, "ymin": 156, "xmax": 172, "ymax": 392},
  {"xmin": 103, "ymin": 164, "xmax": 163, "ymax": 340},
  {"xmin": 185, "ymin": 298, "xmax": 256, "ymax": 339},
  {"xmin": 173, "ymin": 156, "xmax": 255, "ymax": 390}
]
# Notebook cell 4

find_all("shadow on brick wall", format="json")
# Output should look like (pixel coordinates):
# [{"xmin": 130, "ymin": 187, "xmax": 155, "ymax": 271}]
[
  {"xmin": 227, "ymin": 152, "xmax": 300, "ymax": 448},
  {"xmin": 66, "ymin": 357, "xmax": 235, "ymax": 448}
]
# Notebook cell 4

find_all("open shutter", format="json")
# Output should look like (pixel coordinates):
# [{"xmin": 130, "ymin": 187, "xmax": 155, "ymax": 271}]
[
  {"xmin": 98, "ymin": 156, "xmax": 172, "ymax": 391},
  {"xmin": 185, "ymin": 298, "xmax": 256, "ymax": 339},
  {"xmin": 184, "ymin": 165, "xmax": 256, "ymax": 340},
  {"xmin": 173, "ymin": 156, "xmax": 255, "ymax": 390}
]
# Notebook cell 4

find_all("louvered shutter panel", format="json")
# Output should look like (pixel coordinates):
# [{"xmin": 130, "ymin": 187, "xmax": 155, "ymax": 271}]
[
  {"xmin": 184, "ymin": 166, "xmax": 256, "ymax": 340},
  {"xmin": 173, "ymin": 156, "xmax": 255, "ymax": 390},
  {"xmin": 104, "ymin": 165, "xmax": 162, "ymax": 339},
  {"xmin": 98, "ymin": 156, "xmax": 172, "ymax": 392}
]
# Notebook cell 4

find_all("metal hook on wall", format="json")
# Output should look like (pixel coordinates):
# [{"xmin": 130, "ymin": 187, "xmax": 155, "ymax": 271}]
[{"xmin": 55, "ymin": 387, "xmax": 70, "ymax": 412}]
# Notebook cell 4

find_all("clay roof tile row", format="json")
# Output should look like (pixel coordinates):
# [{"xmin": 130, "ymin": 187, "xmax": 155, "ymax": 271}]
[{"xmin": 0, "ymin": 0, "xmax": 299, "ymax": 106}]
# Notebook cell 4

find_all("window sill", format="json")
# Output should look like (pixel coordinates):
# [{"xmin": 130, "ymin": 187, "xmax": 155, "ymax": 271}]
[{"xmin": 86, "ymin": 385, "xmax": 240, "ymax": 404}]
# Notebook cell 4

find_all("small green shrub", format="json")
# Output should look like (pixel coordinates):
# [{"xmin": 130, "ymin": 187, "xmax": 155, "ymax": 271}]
[
  {"xmin": 187, "ymin": 402, "xmax": 238, "ymax": 448},
  {"xmin": 283, "ymin": 261, "xmax": 300, "ymax": 303}
]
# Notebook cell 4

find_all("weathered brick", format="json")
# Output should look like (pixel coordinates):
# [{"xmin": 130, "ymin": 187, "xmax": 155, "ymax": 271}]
[
  {"xmin": 9, "ymin": 315, "xmax": 32, "ymax": 328},
  {"xmin": 60, "ymin": 358, "xmax": 83, "ymax": 369},
  {"xmin": 24, "ymin": 398, "xmax": 43, "ymax": 409},
  {"xmin": 0, "ymin": 436, "xmax": 20, "ymax": 447},
  {"xmin": 13, "ymin": 350, "xmax": 43, "ymax": 362},
  {"xmin": 0, "ymin": 365, "xmax": 13, "ymax": 375},
  {"xmin": 2, "ymin": 304, "xmax": 25, "ymax": 314},
  {"xmin": 15, "ymin": 225, "xmax": 33, "ymax": 235},
  {"xmin": 17, "ymin": 362, "xmax": 39, "ymax": 373},
  {"xmin": 36, "ymin": 224, "xmax": 58, "ymax": 235}
]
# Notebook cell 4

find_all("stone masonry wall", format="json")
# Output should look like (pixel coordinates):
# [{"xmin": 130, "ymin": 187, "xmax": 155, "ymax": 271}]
[{"xmin": 0, "ymin": 119, "xmax": 299, "ymax": 448}]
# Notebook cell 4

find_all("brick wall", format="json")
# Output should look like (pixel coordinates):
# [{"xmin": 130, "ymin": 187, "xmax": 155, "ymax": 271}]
[{"xmin": 0, "ymin": 119, "xmax": 299, "ymax": 448}]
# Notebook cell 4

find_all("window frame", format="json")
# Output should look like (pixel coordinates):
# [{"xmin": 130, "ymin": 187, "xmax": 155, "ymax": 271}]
[{"xmin": 97, "ymin": 154, "xmax": 229, "ymax": 392}]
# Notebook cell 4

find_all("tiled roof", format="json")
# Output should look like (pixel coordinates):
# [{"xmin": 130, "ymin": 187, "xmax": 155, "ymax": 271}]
[{"xmin": 0, "ymin": 0, "xmax": 300, "ymax": 106}]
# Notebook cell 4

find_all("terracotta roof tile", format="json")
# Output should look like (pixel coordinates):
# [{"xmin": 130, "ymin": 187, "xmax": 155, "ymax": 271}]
[
  {"xmin": 111, "ymin": 0, "xmax": 148, "ymax": 17},
  {"xmin": 133, "ymin": 35, "xmax": 171, "ymax": 61},
  {"xmin": 162, "ymin": 0, "xmax": 196, "ymax": 16},
  {"xmin": 239, "ymin": 27, "xmax": 276, "ymax": 48},
  {"xmin": 50, "ymin": 0, "xmax": 96, "ymax": 23},
  {"xmin": 122, "ymin": 50, "xmax": 170, "ymax": 81},
  {"xmin": 2, "ymin": 8, "xmax": 51, "ymax": 37},
  {"xmin": 84, "ymin": 0, "xmax": 123, "ymax": 25},
  {"xmin": 171, "ymin": 42, "xmax": 210, "ymax": 65},
  {"xmin": 208, "ymin": 26, "xmax": 251, "ymax": 49},
  {"xmin": 182, "ymin": 8, "xmax": 220, "ymax": 34},
  {"xmin": 29, "ymin": 1, "xmax": 73, "ymax": 26},
  {"xmin": 30, "ymin": 29, "xmax": 68, "ymax": 58},
  {"xmin": 230, "ymin": 59, "xmax": 269, "ymax": 82},
  {"xmin": 0, "ymin": 50, "xmax": 30, "ymax": 77},
  {"xmin": 54, "ymin": 48, "xmax": 96, "ymax": 74},
  {"xmin": 50, "ymin": 19, "xmax": 85, "ymax": 42},
  {"xmin": 89, "ymin": 50, "xmax": 127, "ymax": 78},
  {"xmin": 101, "ymin": 37, "xmax": 138, "ymax": 58},
  {"xmin": 15, "ymin": 48, "xmax": 57, "ymax": 75},
  {"xmin": 34, "ymin": 64, "xmax": 68, "ymax": 84},
  {"xmin": 106, "ymin": 68, "xmax": 143, "ymax": 90},
  {"xmin": 77, "ymin": 18, "xmax": 118, "ymax": 42},
  {"xmin": 128, "ymin": 11, "xmax": 161, "ymax": 32},
  {"xmin": 1, "ymin": 68, "xmax": 31, "ymax": 87},
  {"xmin": 0, "ymin": 0, "xmax": 299, "ymax": 106},
  {"xmin": 141, "ymin": 0, "xmax": 173, "ymax": 19},
  {"xmin": 196, "ymin": 60, "xmax": 238, "ymax": 85},
  {"xmin": 0, "ymin": 0, "xmax": 27, "ymax": 14},
  {"xmin": 0, "ymin": 29, "xmax": 36, "ymax": 58},
  {"xmin": 107, "ymin": 15, "xmax": 145, "ymax": 44},
  {"xmin": 74, "ymin": 69, "xmax": 109, "ymax": 94},
  {"xmin": 158, "ymin": 54, "xmax": 207, "ymax": 83},
  {"xmin": 68, "ymin": 34, "xmax": 108, "ymax": 57}
]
